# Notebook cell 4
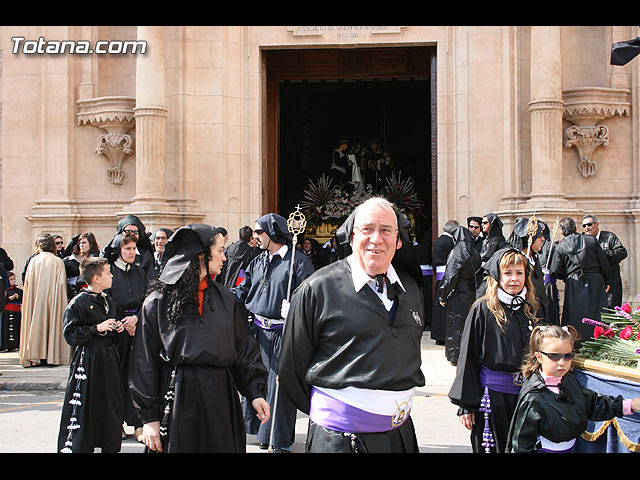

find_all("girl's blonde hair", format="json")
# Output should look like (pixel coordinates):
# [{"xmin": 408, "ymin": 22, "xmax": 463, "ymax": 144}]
[
  {"xmin": 520, "ymin": 324, "xmax": 579, "ymax": 378},
  {"xmin": 480, "ymin": 250, "xmax": 539, "ymax": 327}
]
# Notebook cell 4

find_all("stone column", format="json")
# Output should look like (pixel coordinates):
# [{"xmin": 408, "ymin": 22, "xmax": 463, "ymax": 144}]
[
  {"xmin": 527, "ymin": 26, "xmax": 572, "ymax": 209},
  {"xmin": 131, "ymin": 26, "xmax": 170, "ymax": 211}
]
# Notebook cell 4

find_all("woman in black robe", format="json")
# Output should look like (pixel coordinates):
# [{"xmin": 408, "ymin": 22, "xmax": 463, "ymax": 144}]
[
  {"xmin": 102, "ymin": 232, "xmax": 148, "ymax": 439},
  {"xmin": 438, "ymin": 226, "xmax": 481, "ymax": 365},
  {"xmin": 128, "ymin": 224, "xmax": 269, "ymax": 453},
  {"xmin": 448, "ymin": 247, "xmax": 539, "ymax": 453}
]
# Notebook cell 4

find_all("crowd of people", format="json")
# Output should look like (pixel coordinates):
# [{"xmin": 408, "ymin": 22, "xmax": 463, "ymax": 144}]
[{"xmin": 1, "ymin": 203, "xmax": 639, "ymax": 454}]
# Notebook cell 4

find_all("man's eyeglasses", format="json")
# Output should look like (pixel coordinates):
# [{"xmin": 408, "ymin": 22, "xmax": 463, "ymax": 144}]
[
  {"xmin": 468, "ymin": 225, "xmax": 480, "ymax": 229},
  {"xmin": 55, "ymin": 241, "xmax": 64, "ymax": 245},
  {"xmin": 354, "ymin": 225, "xmax": 398, "ymax": 238},
  {"xmin": 540, "ymin": 351, "xmax": 575, "ymax": 362},
  {"xmin": 481, "ymin": 221, "xmax": 489, "ymax": 225},
  {"xmin": 254, "ymin": 229, "xmax": 264, "ymax": 235},
  {"xmin": 582, "ymin": 222, "xmax": 594, "ymax": 228},
  {"xmin": 123, "ymin": 229, "xmax": 139, "ymax": 235}
]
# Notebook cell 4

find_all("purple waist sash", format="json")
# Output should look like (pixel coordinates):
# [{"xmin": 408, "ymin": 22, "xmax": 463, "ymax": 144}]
[
  {"xmin": 479, "ymin": 366, "xmax": 523, "ymax": 395},
  {"xmin": 309, "ymin": 387, "xmax": 411, "ymax": 434}
]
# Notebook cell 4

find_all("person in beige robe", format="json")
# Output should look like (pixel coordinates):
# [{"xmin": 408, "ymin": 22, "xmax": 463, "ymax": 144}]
[{"xmin": 19, "ymin": 233, "xmax": 71, "ymax": 367}]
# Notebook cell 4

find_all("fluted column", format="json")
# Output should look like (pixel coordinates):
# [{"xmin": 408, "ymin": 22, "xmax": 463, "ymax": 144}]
[
  {"xmin": 131, "ymin": 26, "xmax": 169, "ymax": 210},
  {"xmin": 527, "ymin": 26, "xmax": 571, "ymax": 208}
]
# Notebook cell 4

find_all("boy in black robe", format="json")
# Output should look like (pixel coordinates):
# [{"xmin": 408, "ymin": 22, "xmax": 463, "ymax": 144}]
[
  {"xmin": 0, "ymin": 272, "xmax": 22, "ymax": 351},
  {"xmin": 58, "ymin": 257, "xmax": 124, "ymax": 453}
]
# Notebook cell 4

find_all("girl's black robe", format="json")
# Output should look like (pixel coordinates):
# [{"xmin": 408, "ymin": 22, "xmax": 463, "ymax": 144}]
[
  {"xmin": 448, "ymin": 299, "xmax": 535, "ymax": 453},
  {"xmin": 507, "ymin": 370, "xmax": 625, "ymax": 453},
  {"xmin": 57, "ymin": 289, "xmax": 122, "ymax": 453},
  {"xmin": 128, "ymin": 276, "xmax": 268, "ymax": 453}
]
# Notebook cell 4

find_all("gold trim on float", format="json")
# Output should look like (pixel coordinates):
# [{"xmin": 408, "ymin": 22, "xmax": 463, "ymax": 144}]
[
  {"xmin": 581, "ymin": 418, "xmax": 640, "ymax": 453},
  {"xmin": 572, "ymin": 355, "xmax": 640, "ymax": 383}
]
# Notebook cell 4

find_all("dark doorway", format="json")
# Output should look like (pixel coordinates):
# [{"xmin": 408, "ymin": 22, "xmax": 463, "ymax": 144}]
[
  {"xmin": 264, "ymin": 46, "xmax": 436, "ymax": 240},
  {"xmin": 279, "ymin": 78, "xmax": 431, "ymax": 237}
]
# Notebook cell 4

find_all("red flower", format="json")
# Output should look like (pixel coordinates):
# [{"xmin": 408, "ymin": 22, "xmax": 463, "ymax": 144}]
[
  {"xmin": 620, "ymin": 325, "xmax": 633, "ymax": 340},
  {"xmin": 593, "ymin": 326, "xmax": 604, "ymax": 338},
  {"xmin": 603, "ymin": 328, "xmax": 615, "ymax": 338},
  {"xmin": 621, "ymin": 302, "xmax": 632, "ymax": 314}
]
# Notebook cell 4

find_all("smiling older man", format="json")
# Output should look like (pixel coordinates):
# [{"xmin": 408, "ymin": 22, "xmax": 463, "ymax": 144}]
[{"xmin": 279, "ymin": 197, "xmax": 426, "ymax": 453}]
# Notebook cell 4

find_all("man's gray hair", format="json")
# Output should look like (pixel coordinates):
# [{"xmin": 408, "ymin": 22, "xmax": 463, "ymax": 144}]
[
  {"xmin": 443, "ymin": 220, "xmax": 459, "ymax": 235},
  {"xmin": 353, "ymin": 197, "xmax": 397, "ymax": 228},
  {"xmin": 583, "ymin": 214, "xmax": 598, "ymax": 223}
]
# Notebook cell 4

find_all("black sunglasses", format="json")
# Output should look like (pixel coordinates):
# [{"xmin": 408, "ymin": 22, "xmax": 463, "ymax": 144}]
[
  {"xmin": 541, "ymin": 351, "xmax": 575, "ymax": 361},
  {"xmin": 254, "ymin": 229, "xmax": 264, "ymax": 235},
  {"xmin": 582, "ymin": 222, "xmax": 594, "ymax": 228}
]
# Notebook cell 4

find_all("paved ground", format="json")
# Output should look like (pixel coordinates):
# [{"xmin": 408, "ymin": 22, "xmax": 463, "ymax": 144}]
[{"xmin": 0, "ymin": 331, "xmax": 472, "ymax": 453}]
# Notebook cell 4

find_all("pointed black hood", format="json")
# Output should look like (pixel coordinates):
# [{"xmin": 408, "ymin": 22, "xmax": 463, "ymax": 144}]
[{"xmin": 159, "ymin": 224, "xmax": 220, "ymax": 285}]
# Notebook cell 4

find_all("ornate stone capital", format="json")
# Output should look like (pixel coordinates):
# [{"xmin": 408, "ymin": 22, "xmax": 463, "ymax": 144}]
[
  {"xmin": 561, "ymin": 87, "xmax": 630, "ymax": 178},
  {"xmin": 77, "ymin": 96, "xmax": 136, "ymax": 184},
  {"xmin": 564, "ymin": 125, "xmax": 609, "ymax": 178}
]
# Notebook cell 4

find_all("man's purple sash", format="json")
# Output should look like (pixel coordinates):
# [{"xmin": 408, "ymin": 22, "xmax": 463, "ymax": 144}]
[{"xmin": 309, "ymin": 387, "xmax": 411, "ymax": 434}]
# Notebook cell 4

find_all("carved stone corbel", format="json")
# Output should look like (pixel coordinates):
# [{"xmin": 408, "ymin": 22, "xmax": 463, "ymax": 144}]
[
  {"xmin": 562, "ymin": 87, "xmax": 630, "ymax": 178},
  {"xmin": 77, "ymin": 96, "xmax": 136, "ymax": 184},
  {"xmin": 563, "ymin": 125, "xmax": 609, "ymax": 178}
]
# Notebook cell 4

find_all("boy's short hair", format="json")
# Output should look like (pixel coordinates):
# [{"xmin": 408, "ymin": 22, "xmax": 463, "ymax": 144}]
[{"xmin": 80, "ymin": 257, "xmax": 109, "ymax": 285}]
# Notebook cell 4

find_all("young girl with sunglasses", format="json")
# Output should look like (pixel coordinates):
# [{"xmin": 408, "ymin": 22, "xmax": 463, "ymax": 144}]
[{"xmin": 507, "ymin": 324, "xmax": 640, "ymax": 453}]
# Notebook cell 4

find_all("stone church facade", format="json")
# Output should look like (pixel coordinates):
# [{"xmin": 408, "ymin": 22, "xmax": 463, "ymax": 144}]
[{"xmin": 1, "ymin": 26, "xmax": 639, "ymax": 302}]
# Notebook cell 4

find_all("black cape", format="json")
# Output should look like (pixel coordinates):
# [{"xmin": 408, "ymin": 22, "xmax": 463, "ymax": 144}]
[
  {"xmin": 549, "ymin": 232, "xmax": 609, "ymax": 341},
  {"xmin": 438, "ymin": 227, "xmax": 481, "ymax": 364},
  {"xmin": 430, "ymin": 233, "xmax": 454, "ymax": 343},
  {"xmin": 128, "ymin": 277, "xmax": 268, "ymax": 453},
  {"xmin": 596, "ymin": 230, "xmax": 627, "ymax": 307},
  {"xmin": 57, "ymin": 289, "xmax": 122, "ymax": 453},
  {"xmin": 217, "ymin": 240, "xmax": 260, "ymax": 289}
]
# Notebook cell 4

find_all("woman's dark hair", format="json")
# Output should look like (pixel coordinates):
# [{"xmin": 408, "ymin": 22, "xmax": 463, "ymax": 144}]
[
  {"xmin": 72, "ymin": 232, "xmax": 100, "ymax": 256},
  {"xmin": 148, "ymin": 232, "xmax": 219, "ymax": 328}
]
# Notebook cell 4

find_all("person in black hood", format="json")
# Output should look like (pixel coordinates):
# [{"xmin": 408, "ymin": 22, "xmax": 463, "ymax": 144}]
[
  {"xmin": 549, "ymin": 217, "xmax": 609, "ymax": 343},
  {"xmin": 438, "ymin": 226, "xmax": 481, "ymax": 365},
  {"xmin": 102, "ymin": 214, "xmax": 156, "ymax": 281},
  {"xmin": 479, "ymin": 213, "xmax": 506, "ymax": 261},
  {"xmin": 128, "ymin": 224, "xmax": 269, "ymax": 453},
  {"xmin": 231, "ymin": 213, "xmax": 314, "ymax": 452},
  {"xmin": 507, "ymin": 216, "xmax": 549, "ymax": 323}
]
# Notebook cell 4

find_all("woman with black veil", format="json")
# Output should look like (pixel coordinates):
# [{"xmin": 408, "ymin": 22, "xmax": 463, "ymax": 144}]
[{"xmin": 128, "ymin": 224, "xmax": 269, "ymax": 453}]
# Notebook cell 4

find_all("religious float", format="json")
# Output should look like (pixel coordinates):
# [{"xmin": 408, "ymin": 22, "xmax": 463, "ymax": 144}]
[
  {"xmin": 573, "ymin": 302, "xmax": 640, "ymax": 453},
  {"xmin": 299, "ymin": 171, "xmax": 424, "ymax": 244}
]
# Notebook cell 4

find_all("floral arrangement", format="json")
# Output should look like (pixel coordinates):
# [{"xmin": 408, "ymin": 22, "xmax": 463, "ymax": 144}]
[
  {"xmin": 580, "ymin": 299, "xmax": 640, "ymax": 368},
  {"xmin": 382, "ymin": 171, "xmax": 425, "ymax": 218},
  {"xmin": 299, "ymin": 170, "xmax": 424, "ymax": 230}
]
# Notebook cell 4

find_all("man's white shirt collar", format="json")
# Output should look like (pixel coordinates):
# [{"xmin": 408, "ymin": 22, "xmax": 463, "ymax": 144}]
[
  {"xmin": 269, "ymin": 244, "xmax": 289, "ymax": 262},
  {"xmin": 347, "ymin": 254, "xmax": 405, "ymax": 294}
]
